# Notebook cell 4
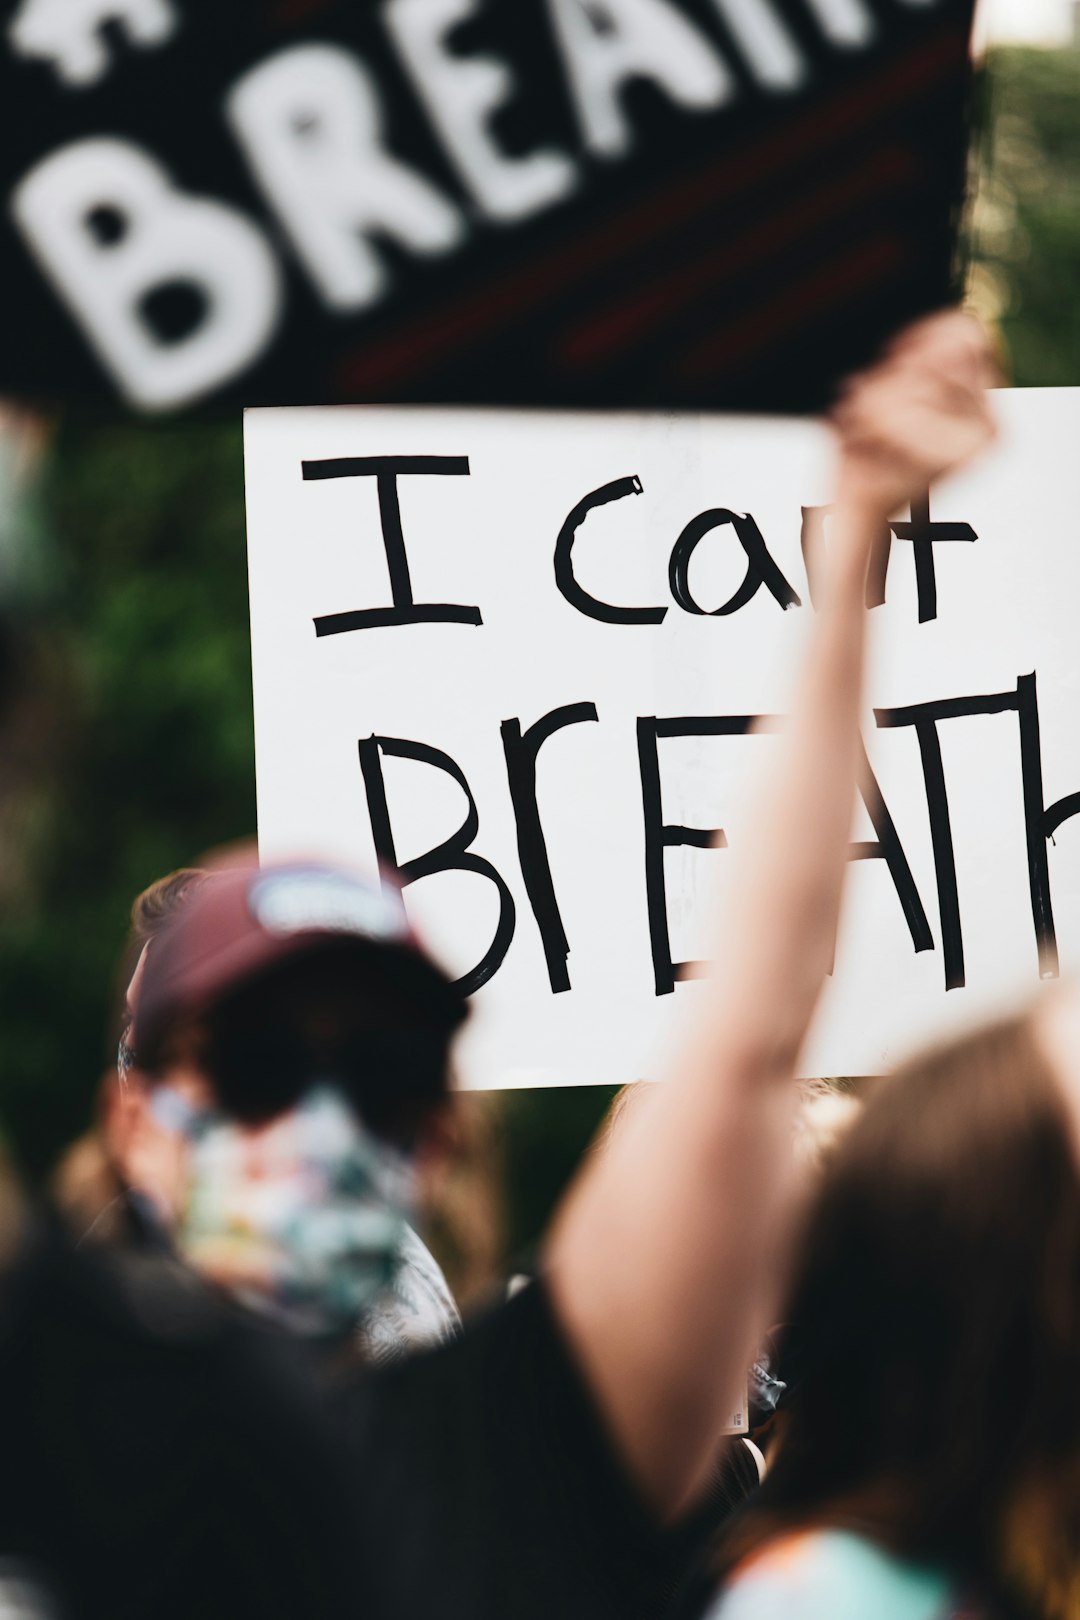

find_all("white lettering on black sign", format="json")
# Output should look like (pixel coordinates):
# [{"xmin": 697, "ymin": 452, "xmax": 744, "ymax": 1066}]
[{"xmin": 2, "ymin": 0, "xmax": 973, "ymax": 413}]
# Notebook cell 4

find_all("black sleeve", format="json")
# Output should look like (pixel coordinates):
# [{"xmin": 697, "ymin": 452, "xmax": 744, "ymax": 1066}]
[
  {"xmin": 338, "ymin": 1276, "xmax": 688, "ymax": 1620},
  {"xmin": 0, "ymin": 1218, "xmax": 360, "ymax": 1620}
]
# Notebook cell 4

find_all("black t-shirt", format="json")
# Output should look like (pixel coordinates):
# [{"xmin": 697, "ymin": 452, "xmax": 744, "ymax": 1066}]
[
  {"xmin": 0, "ymin": 1218, "xmax": 359, "ymax": 1620},
  {"xmin": 338, "ymin": 1278, "xmax": 682, "ymax": 1620},
  {"xmin": 0, "ymin": 1220, "xmax": 683, "ymax": 1620}
]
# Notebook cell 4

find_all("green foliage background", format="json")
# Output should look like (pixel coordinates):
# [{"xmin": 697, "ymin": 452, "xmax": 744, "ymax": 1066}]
[
  {"xmin": 0, "ymin": 420, "xmax": 255, "ymax": 1176},
  {"xmin": 0, "ymin": 43, "xmax": 1076, "ymax": 1245},
  {"xmin": 970, "ymin": 47, "xmax": 1080, "ymax": 385}
]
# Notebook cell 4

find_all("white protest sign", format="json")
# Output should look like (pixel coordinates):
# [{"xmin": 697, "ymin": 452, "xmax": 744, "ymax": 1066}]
[{"xmin": 245, "ymin": 390, "xmax": 1080, "ymax": 1086}]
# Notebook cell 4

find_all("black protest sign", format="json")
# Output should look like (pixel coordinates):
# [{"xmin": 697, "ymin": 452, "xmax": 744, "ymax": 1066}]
[{"xmin": 1, "ymin": 0, "xmax": 975, "ymax": 417}]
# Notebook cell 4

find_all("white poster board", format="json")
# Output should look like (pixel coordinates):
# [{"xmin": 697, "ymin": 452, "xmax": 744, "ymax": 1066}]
[{"xmin": 245, "ymin": 390, "xmax": 1080, "ymax": 1088}]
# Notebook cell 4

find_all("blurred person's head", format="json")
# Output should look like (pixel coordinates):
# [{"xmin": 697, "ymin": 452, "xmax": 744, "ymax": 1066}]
[
  {"xmin": 718, "ymin": 1003, "xmax": 1080, "ymax": 1618},
  {"xmin": 122, "ymin": 858, "xmax": 466, "ymax": 1339},
  {"xmin": 791, "ymin": 1079, "xmax": 863, "ymax": 1174}
]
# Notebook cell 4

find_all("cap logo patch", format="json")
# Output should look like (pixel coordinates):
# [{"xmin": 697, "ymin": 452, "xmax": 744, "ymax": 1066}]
[{"xmin": 249, "ymin": 869, "xmax": 407, "ymax": 941}]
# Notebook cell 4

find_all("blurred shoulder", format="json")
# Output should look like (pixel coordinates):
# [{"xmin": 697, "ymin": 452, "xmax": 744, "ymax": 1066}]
[{"xmin": 706, "ymin": 1530, "xmax": 967, "ymax": 1620}]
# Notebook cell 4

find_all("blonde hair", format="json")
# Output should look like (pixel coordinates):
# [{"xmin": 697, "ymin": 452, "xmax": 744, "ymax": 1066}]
[{"xmin": 793, "ymin": 1079, "xmax": 862, "ymax": 1172}]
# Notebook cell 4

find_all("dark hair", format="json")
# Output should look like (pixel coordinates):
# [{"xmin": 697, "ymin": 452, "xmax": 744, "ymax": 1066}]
[{"xmin": 718, "ymin": 1012, "xmax": 1080, "ymax": 1615}]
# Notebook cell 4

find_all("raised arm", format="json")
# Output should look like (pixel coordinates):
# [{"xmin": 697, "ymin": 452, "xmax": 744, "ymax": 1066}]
[{"xmin": 545, "ymin": 314, "xmax": 999, "ymax": 1518}]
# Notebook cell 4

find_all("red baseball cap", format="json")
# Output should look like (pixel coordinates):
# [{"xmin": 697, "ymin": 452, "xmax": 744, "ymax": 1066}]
[{"xmin": 133, "ymin": 859, "xmax": 466, "ymax": 1065}]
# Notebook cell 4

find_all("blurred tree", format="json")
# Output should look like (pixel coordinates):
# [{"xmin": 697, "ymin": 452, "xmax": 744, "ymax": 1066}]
[
  {"xmin": 969, "ymin": 44, "xmax": 1080, "ymax": 385},
  {"xmin": 0, "ymin": 415, "xmax": 255, "ymax": 1177}
]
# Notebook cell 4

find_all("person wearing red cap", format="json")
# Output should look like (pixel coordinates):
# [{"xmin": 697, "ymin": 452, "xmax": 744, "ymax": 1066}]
[
  {"xmin": 99, "ymin": 859, "xmax": 466, "ymax": 1359},
  {"xmin": 127, "ymin": 859, "xmax": 468, "ymax": 1340}
]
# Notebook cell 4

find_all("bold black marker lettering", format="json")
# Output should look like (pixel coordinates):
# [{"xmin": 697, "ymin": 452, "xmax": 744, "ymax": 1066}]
[
  {"xmin": 850, "ymin": 741, "xmax": 934, "ymax": 954},
  {"xmin": 875, "ymin": 674, "xmax": 1057, "ymax": 991},
  {"xmin": 554, "ymin": 475, "xmax": 667, "ymax": 624},
  {"xmin": 304, "ymin": 455, "xmax": 482, "ymax": 635},
  {"xmin": 501, "ymin": 702, "xmax": 599, "ymax": 995},
  {"xmin": 1017, "ymin": 672, "xmax": 1060, "ymax": 979},
  {"xmin": 357, "ymin": 734, "xmax": 514, "ymax": 995},
  {"xmin": 669, "ymin": 509, "xmax": 800, "ymax": 616},
  {"xmin": 889, "ymin": 488, "xmax": 977, "ymax": 624},
  {"xmin": 1044, "ymin": 793, "xmax": 1080, "ymax": 841},
  {"xmin": 1042, "ymin": 750, "xmax": 1080, "ymax": 973},
  {"xmin": 638, "ymin": 715, "xmax": 760, "ymax": 997},
  {"xmin": 801, "ymin": 505, "xmax": 891, "ymax": 610}
]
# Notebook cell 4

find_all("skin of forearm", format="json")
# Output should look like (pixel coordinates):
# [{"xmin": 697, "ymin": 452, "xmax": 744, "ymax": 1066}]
[
  {"xmin": 547, "ymin": 490, "xmax": 884, "ymax": 1519},
  {"xmin": 712, "ymin": 494, "xmax": 880, "ymax": 1082}
]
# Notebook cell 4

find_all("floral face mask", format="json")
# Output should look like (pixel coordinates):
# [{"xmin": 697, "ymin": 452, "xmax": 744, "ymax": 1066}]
[{"xmin": 162, "ymin": 1083, "xmax": 417, "ymax": 1340}]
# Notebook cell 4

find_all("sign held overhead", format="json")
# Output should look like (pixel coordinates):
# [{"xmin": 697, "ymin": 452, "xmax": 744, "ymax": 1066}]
[{"xmin": 2, "ymin": 0, "xmax": 975, "ymax": 414}]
